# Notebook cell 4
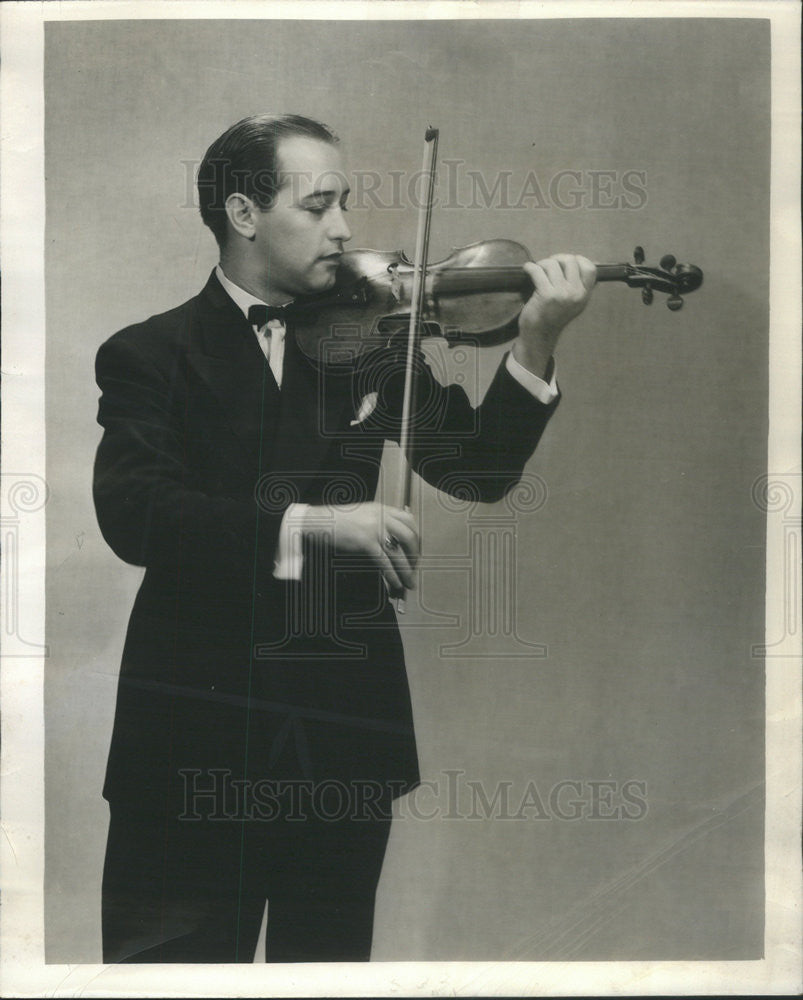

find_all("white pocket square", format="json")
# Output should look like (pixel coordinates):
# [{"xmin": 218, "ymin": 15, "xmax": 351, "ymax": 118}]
[{"xmin": 350, "ymin": 392, "xmax": 379, "ymax": 426}]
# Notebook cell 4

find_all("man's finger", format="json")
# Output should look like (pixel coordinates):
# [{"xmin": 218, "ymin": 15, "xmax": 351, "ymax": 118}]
[
  {"xmin": 383, "ymin": 516, "xmax": 419, "ymax": 567},
  {"xmin": 381, "ymin": 533, "xmax": 416, "ymax": 589},
  {"xmin": 375, "ymin": 546, "xmax": 405, "ymax": 595},
  {"xmin": 536, "ymin": 258, "xmax": 566, "ymax": 287},
  {"xmin": 556, "ymin": 254, "xmax": 581, "ymax": 288},
  {"xmin": 553, "ymin": 252, "xmax": 597, "ymax": 290},
  {"xmin": 523, "ymin": 261, "xmax": 550, "ymax": 293},
  {"xmin": 576, "ymin": 254, "xmax": 598, "ymax": 290},
  {"xmin": 386, "ymin": 507, "xmax": 418, "ymax": 533}
]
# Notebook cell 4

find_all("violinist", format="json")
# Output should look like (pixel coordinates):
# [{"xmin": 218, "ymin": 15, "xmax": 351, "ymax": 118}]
[{"xmin": 94, "ymin": 112, "xmax": 596, "ymax": 964}]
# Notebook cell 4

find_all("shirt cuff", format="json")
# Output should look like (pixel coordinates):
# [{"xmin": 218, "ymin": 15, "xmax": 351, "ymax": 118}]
[
  {"xmin": 273, "ymin": 503, "xmax": 309, "ymax": 580},
  {"xmin": 505, "ymin": 352, "xmax": 559, "ymax": 404}
]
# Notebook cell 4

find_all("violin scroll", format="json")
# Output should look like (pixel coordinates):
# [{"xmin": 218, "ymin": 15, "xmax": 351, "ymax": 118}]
[{"xmin": 617, "ymin": 245, "xmax": 704, "ymax": 310}]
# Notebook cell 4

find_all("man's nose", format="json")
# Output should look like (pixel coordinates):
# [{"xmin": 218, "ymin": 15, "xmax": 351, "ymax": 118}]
[{"xmin": 329, "ymin": 206, "xmax": 352, "ymax": 244}]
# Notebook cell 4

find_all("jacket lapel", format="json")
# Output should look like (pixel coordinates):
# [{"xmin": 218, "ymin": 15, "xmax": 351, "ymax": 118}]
[
  {"xmin": 268, "ymin": 319, "xmax": 355, "ymax": 492},
  {"xmin": 187, "ymin": 271, "xmax": 355, "ymax": 486},
  {"xmin": 184, "ymin": 272, "xmax": 278, "ymax": 469}
]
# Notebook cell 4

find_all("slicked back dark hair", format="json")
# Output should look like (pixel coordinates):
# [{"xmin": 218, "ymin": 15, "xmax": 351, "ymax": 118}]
[{"xmin": 197, "ymin": 113, "xmax": 339, "ymax": 248}]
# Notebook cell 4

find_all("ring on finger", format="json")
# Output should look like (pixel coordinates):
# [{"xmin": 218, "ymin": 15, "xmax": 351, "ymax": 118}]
[{"xmin": 384, "ymin": 534, "xmax": 399, "ymax": 551}]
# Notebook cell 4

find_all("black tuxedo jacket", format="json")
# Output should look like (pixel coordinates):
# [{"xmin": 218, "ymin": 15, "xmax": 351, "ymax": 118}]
[{"xmin": 94, "ymin": 271, "xmax": 559, "ymax": 815}]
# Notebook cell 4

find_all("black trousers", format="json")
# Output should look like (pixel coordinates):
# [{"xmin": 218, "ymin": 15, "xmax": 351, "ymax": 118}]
[{"xmin": 102, "ymin": 797, "xmax": 392, "ymax": 963}]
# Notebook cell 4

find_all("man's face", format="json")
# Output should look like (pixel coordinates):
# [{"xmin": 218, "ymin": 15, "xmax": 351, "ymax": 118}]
[{"xmin": 253, "ymin": 135, "xmax": 352, "ymax": 302}]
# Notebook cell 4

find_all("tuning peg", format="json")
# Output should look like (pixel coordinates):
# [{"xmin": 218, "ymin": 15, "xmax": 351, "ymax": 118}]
[
  {"xmin": 641, "ymin": 287, "xmax": 653, "ymax": 305},
  {"xmin": 634, "ymin": 246, "xmax": 645, "ymax": 265},
  {"xmin": 660, "ymin": 254, "xmax": 677, "ymax": 271},
  {"xmin": 667, "ymin": 295, "xmax": 683, "ymax": 311}
]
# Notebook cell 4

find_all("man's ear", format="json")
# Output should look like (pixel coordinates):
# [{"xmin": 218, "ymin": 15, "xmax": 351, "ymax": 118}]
[{"xmin": 224, "ymin": 193, "xmax": 259, "ymax": 242}]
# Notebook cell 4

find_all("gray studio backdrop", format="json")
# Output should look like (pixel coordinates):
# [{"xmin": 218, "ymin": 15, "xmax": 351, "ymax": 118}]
[{"xmin": 44, "ymin": 18, "xmax": 768, "ymax": 962}]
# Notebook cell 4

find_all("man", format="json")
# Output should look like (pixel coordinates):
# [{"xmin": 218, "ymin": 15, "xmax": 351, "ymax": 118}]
[{"xmin": 94, "ymin": 113, "xmax": 595, "ymax": 963}]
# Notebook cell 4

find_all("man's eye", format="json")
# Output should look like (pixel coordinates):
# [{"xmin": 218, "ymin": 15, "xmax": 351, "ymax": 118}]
[{"xmin": 305, "ymin": 202, "xmax": 348, "ymax": 216}]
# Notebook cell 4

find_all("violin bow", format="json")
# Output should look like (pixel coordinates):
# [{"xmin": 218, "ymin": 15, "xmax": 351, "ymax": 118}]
[{"xmin": 394, "ymin": 127, "xmax": 439, "ymax": 612}]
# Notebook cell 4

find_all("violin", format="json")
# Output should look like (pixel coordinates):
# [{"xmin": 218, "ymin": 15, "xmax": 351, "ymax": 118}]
[
  {"xmin": 293, "ymin": 127, "xmax": 703, "ymax": 611},
  {"xmin": 291, "ymin": 239, "xmax": 704, "ymax": 365}
]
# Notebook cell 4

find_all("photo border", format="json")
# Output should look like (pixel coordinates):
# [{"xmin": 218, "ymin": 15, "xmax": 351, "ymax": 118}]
[{"xmin": 1, "ymin": 1, "xmax": 800, "ymax": 995}]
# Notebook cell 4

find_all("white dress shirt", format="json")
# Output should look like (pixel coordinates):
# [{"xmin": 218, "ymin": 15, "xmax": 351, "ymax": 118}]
[
  {"xmin": 215, "ymin": 263, "xmax": 559, "ymax": 580},
  {"xmin": 215, "ymin": 265, "xmax": 287, "ymax": 386}
]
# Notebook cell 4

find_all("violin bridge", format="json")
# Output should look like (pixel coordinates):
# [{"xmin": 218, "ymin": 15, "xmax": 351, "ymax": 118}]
[{"xmin": 388, "ymin": 264, "xmax": 403, "ymax": 304}]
